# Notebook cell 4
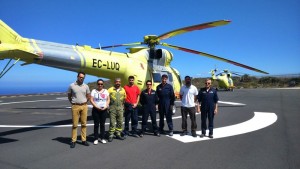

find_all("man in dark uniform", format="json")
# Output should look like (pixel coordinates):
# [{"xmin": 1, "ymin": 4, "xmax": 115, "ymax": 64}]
[
  {"xmin": 140, "ymin": 80, "xmax": 160, "ymax": 137},
  {"xmin": 197, "ymin": 79, "xmax": 219, "ymax": 138},
  {"xmin": 156, "ymin": 74, "xmax": 175, "ymax": 136}
]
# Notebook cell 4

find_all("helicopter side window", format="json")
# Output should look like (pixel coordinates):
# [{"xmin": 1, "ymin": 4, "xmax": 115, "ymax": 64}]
[
  {"xmin": 167, "ymin": 73, "xmax": 173, "ymax": 82},
  {"xmin": 153, "ymin": 73, "xmax": 161, "ymax": 83}
]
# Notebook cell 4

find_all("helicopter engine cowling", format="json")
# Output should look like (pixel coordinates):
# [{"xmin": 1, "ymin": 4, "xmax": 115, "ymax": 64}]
[{"xmin": 148, "ymin": 48, "xmax": 173, "ymax": 67}]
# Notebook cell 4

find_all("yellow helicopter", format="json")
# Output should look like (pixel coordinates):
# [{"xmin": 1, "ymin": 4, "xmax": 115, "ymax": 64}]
[
  {"xmin": 210, "ymin": 68, "xmax": 242, "ymax": 91},
  {"xmin": 0, "ymin": 19, "xmax": 268, "ymax": 98}
]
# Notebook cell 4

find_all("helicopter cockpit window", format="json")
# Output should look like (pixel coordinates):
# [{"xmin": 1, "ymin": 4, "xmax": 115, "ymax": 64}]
[{"xmin": 153, "ymin": 73, "xmax": 161, "ymax": 83}]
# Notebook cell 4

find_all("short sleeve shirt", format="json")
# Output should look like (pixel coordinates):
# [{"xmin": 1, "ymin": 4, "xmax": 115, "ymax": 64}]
[
  {"xmin": 180, "ymin": 85, "xmax": 198, "ymax": 107},
  {"xmin": 91, "ymin": 89, "xmax": 109, "ymax": 108},
  {"xmin": 68, "ymin": 82, "xmax": 90, "ymax": 104},
  {"xmin": 124, "ymin": 85, "xmax": 140, "ymax": 104}
]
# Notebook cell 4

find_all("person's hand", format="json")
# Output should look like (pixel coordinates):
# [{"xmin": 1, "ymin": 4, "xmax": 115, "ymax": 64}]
[
  {"xmin": 214, "ymin": 109, "xmax": 218, "ymax": 115},
  {"xmin": 132, "ymin": 103, "xmax": 137, "ymax": 108},
  {"xmin": 170, "ymin": 105, "xmax": 176, "ymax": 115},
  {"xmin": 170, "ymin": 105, "xmax": 174, "ymax": 111},
  {"xmin": 196, "ymin": 107, "xmax": 200, "ymax": 113}
]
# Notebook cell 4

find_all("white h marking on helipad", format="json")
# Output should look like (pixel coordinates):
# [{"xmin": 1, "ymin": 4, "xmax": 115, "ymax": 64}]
[{"xmin": 169, "ymin": 112, "xmax": 277, "ymax": 143}]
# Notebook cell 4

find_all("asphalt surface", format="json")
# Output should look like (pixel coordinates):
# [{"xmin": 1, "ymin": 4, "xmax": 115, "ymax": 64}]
[{"xmin": 0, "ymin": 88, "xmax": 299, "ymax": 169}]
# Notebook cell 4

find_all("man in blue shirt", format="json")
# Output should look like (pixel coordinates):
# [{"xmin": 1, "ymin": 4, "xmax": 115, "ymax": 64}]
[
  {"xmin": 197, "ymin": 79, "xmax": 219, "ymax": 138},
  {"xmin": 156, "ymin": 74, "xmax": 175, "ymax": 136}
]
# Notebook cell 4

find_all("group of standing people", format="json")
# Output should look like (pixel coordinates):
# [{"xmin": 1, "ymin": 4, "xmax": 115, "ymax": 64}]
[{"xmin": 67, "ymin": 72, "xmax": 218, "ymax": 148}]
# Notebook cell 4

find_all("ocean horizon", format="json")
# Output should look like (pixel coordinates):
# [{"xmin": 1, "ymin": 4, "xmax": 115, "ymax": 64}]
[{"xmin": 0, "ymin": 86, "xmax": 67, "ymax": 95}]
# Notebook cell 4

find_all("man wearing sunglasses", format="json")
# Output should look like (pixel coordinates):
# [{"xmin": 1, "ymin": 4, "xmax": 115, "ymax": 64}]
[
  {"xmin": 197, "ymin": 79, "xmax": 219, "ymax": 139},
  {"xmin": 140, "ymin": 80, "xmax": 160, "ymax": 137},
  {"xmin": 68, "ymin": 72, "xmax": 91, "ymax": 148}
]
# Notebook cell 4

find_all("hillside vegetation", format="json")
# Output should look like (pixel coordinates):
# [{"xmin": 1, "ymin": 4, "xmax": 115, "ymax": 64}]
[
  {"xmin": 192, "ymin": 75, "xmax": 300, "ymax": 89},
  {"xmin": 88, "ymin": 75, "xmax": 300, "ymax": 90}
]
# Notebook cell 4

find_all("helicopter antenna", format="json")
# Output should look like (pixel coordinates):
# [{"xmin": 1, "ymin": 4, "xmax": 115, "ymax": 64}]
[{"xmin": 214, "ymin": 65, "xmax": 218, "ymax": 73}]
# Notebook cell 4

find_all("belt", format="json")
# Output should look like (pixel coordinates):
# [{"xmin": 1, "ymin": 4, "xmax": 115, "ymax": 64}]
[{"xmin": 72, "ymin": 102, "xmax": 87, "ymax": 105}]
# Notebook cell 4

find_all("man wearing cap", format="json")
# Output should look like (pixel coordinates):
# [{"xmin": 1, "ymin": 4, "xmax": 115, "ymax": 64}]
[
  {"xmin": 156, "ymin": 74, "xmax": 175, "ymax": 136},
  {"xmin": 68, "ymin": 72, "xmax": 91, "ymax": 148}
]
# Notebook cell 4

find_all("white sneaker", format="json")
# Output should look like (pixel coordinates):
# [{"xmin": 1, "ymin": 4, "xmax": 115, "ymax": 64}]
[
  {"xmin": 93, "ymin": 140, "xmax": 98, "ymax": 145},
  {"xmin": 100, "ymin": 139, "xmax": 107, "ymax": 144}
]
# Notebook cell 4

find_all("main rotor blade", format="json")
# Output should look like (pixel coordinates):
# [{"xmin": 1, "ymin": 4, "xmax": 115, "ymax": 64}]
[
  {"xmin": 161, "ymin": 43, "xmax": 268, "ymax": 74},
  {"xmin": 157, "ymin": 20, "xmax": 231, "ymax": 41},
  {"xmin": 232, "ymin": 72, "xmax": 242, "ymax": 76},
  {"xmin": 101, "ymin": 42, "xmax": 142, "ymax": 49},
  {"xmin": 231, "ymin": 71, "xmax": 244, "ymax": 76}
]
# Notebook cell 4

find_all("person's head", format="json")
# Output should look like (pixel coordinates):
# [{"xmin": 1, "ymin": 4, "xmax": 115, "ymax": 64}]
[
  {"xmin": 77, "ymin": 72, "xmax": 85, "ymax": 84},
  {"xmin": 161, "ymin": 74, "xmax": 168, "ymax": 85},
  {"xmin": 96, "ymin": 79, "xmax": 104, "ymax": 90},
  {"xmin": 146, "ymin": 80, "xmax": 152, "ymax": 90},
  {"xmin": 185, "ymin": 76, "xmax": 192, "ymax": 86},
  {"xmin": 205, "ymin": 79, "xmax": 212, "ymax": 89},
  {"xmin": 128, "ymin": 76, "xmax": 135, "ymax": 86},
  {"xmin": 114, "ymin": 78, "xmax": 121, "ymax": 88}
]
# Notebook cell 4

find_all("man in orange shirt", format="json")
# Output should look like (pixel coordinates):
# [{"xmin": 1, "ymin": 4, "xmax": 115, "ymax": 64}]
[{"xmin": 123, "ymin": 76, "xmax": 141, "ymax": 137}]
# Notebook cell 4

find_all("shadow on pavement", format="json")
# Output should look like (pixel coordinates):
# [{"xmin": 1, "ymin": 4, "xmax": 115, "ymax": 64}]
[{"xmin": 0, "ymin": 137, "xmax": 18, "ymax": 144}]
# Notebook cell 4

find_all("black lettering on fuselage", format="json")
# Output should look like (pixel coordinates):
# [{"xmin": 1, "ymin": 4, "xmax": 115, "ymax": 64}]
[
  {"xmin": 116, "ymin": 62, "xmax": 120, "ymax": 71},
  {"xmin": 97, "ymin": 60, "xmax": 102, "ymax": 68},
  {"xmin": 92, "ymin": 59, "xmax": 102, "ymax": 68},
  {"xmin": 107, "ymin": 61, "xmax": 120, "ymax": 71},
  {"xmin": 92, "ymin": 59, "xmax": 120, "ymax": 71},
  {"xmin": 92, "ymin": 59, "xmax": 97, "ymax": 68}
]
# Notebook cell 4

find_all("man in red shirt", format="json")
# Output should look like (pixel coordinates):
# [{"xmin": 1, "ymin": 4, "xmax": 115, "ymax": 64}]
[{"xmin": 123, "ymin": 76, "xmax": 141, "ymax": 137}]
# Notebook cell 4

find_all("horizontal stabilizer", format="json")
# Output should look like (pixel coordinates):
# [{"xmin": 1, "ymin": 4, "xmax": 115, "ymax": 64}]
[
  {"xmin": 0, "ymin": 20, "xmax": 22, "ymax": 44},
  {"xmin": 0, "ymin": 49, "xmax": 39, "ymax": 61}
]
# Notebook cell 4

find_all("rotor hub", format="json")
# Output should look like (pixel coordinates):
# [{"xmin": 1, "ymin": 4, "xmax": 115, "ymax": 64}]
[{"xmin": 144, "ymin": 35, "xmax": 160, "ymax": 48}]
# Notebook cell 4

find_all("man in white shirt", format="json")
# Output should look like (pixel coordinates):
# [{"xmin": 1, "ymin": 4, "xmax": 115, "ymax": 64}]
[{"xmin": 179, "ymin": 76, "xmax": 199, "ymax": 137}]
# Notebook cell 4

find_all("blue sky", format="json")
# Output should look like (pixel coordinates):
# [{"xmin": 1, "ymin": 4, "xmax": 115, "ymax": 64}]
[{"xmin": 0, "ymin": 0, "xmax": 299, "ymax": 94}]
